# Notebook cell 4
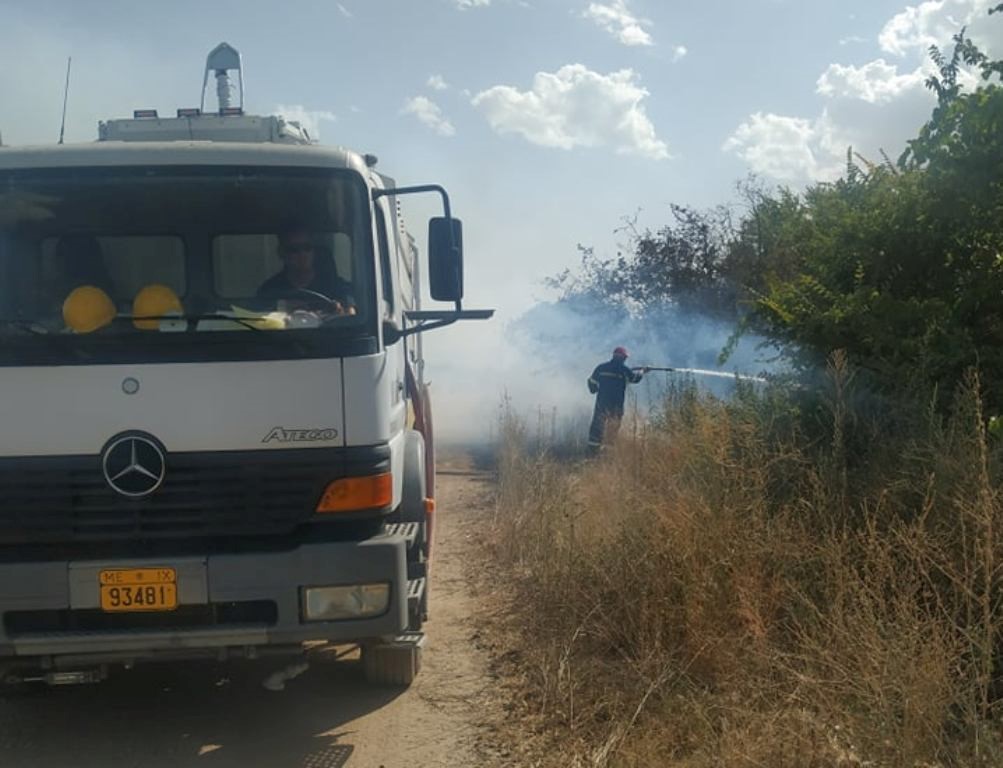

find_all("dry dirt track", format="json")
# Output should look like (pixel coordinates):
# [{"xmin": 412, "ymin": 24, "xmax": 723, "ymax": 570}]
[{"xmin": 0, "ymin": 460, "xmax": 505, "ymax": 768}]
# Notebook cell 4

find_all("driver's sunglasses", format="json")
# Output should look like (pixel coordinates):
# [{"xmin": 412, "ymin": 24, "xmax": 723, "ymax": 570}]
[{"xmin": 282, "ymin": 241, "xmax": 314, "ymax": 254}]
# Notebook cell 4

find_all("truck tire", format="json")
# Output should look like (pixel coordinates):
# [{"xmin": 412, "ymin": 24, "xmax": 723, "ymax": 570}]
[{"xmin": 361, "ymin": 641, "xmax": 422, "ymax": 687}]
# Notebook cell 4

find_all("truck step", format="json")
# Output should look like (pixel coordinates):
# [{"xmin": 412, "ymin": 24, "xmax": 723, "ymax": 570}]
[
  {"xmin": 386, "ymin": 631, "xmax": 426, "ymax": 649},
  {"xmin": 385, "ymin": 522, "xmax": 420, "ymax": 549},
  {"xmin": 407, "ymin": 577, "xmax": 426, "ymax": 615}
]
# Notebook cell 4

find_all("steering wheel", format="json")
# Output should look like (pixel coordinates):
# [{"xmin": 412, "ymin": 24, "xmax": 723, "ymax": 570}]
[{"xmin": 273, "ymin": 288, "xmax": 344, "ymax": 314}]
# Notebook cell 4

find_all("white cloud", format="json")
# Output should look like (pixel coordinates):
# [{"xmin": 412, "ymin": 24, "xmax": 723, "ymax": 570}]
[
  {"xmin": 879, "ymin": 0, "xmax": 996, "ymax": 55},
  {"xmin": 454, "ymin": 0, "xmax": 490, "ymax": 8},
  {"xmin": 816, "ymin": 59, "xmax": 926, "ymax": 103},
  {"xmin": 336, "ymin": 3, "xmax": 353, "ymax": 18},
  {"xmin": 401, "ymin": 96, "xmax": 456, "ymax": 136},
  {"xmin": 723, "ymin": 79, "xmax": 935, "ymax": 183},
  {"xmin": 583, "ymin": 0, "xmax": 654, "ymax": 47},
  {"xmin": 880, "ymin": 0, "xmax": 951, "ymax": 55},
  {"xmin": 839, "ymin": 35, "xmax": 868, "ymax": 46},
  {"xmin": 472, "ymin": 64, "xmax": 669, "ymax": 159},
  {"xmin": 724, "ymin": 0, "xmax": 1001, "ymax": 183},
  {"xmin": 672, "ymin": 45, "xmax": 688, "ymax": 62},
  {"xmin": 274, "ymin": 105, "xmax": 337, "ymax": 140},
  {"xmin": 427, "ymin": 74, "xmax": 449, "ymax": 91},
  {"xmin": 723, "ymin": 112, "xmax": 845, "ymax": 183}
]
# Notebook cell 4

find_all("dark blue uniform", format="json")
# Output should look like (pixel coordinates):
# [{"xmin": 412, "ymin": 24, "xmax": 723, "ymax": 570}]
[{"xmin": 587, "ymin": 358, "xmax": 642, "ymax": 448}]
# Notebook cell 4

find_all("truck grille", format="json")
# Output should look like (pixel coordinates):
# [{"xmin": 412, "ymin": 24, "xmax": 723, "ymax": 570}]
[{"xmin": 0, "ymin": 447, "xmax": 386, "ymax": 544}]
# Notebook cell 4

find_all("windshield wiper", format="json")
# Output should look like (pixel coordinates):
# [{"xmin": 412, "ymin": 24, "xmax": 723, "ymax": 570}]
[
  {"xmin": 2, "ymin": 321, "xmax": 49, "ymax": 336},
  {"xmin": 116, "ymin": 314, "xmax": 268, "ymax": 332}
]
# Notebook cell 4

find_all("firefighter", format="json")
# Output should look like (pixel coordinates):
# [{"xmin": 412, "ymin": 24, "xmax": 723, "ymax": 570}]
[{"xmin": 587, "ymin": 346, "xmax": 647, "ymax": 451}]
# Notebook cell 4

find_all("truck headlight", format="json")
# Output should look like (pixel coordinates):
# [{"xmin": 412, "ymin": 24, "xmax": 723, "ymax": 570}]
[{"xmin": 302, "ymin": 584, "xmax": 391, "ymax": 621}]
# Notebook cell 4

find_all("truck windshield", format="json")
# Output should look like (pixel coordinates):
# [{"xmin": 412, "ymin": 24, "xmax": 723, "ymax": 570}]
[{"xmin": 0, "ymin": 166, "xmax": 375, "ymax": 363}]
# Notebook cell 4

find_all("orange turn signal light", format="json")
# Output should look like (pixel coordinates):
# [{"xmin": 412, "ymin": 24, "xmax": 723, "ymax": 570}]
[{"xmin": 316, "ymin": 473, "xmax": 393, "ymax": 514}]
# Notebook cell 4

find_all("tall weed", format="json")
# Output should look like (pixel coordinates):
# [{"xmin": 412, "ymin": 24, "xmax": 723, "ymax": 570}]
[{"xmin": 492, "ymin": 361, "xmax": 1003, "ymax": 767}]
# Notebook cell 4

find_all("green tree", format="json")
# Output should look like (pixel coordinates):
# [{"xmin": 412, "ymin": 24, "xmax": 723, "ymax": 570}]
[
  {"xmin": 741, "ymin": 29, "xmax": 1003, "ymax": 410},
  {"xmin": 550, "ymin": 204, "xmax": 740, "ymax": 320}
]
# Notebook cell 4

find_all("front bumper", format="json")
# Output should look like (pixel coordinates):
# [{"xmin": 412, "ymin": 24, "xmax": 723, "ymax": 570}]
[{"xmin": 0, "ymin": 532, "xmax": 408, "ymax": 660}]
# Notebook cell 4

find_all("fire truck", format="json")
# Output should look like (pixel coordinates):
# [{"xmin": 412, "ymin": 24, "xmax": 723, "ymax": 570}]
[{"xmin": 0, "ymin": 43, "xmax": 489, "ymax": 687}]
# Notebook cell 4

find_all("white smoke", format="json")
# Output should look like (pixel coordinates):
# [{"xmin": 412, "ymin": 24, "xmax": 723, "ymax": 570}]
[{"xmin": 426, "ymin": 298, "xmax": 780, "ymax": 446}]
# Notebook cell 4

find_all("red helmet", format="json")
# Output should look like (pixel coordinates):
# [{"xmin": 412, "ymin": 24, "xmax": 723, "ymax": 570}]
[{"xmin": 612, "ymin": 346, "xmax": 629, "ymax": 358}]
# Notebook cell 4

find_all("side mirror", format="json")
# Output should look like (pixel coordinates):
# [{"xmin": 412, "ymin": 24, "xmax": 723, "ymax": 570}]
[{"xmin": 428, "ymin": 217, "xmax": 463, "ymax": 302}]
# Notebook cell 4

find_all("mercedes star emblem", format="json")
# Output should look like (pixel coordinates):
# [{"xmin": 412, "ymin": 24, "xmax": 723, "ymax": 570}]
[{"xmin": 102, "ymin": 434, "xmax": 166, "ymax": 498}]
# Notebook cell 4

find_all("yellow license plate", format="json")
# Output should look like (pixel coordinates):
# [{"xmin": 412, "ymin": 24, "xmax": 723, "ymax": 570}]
[{"xmin": 99, "ymin": 568, "xmax": 178, "ymax": 612}]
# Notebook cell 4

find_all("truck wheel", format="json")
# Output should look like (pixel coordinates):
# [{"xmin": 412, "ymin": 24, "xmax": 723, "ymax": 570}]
[{"xmin": 361, "ymin": 640, "xmax": 422, "ymax": 687}]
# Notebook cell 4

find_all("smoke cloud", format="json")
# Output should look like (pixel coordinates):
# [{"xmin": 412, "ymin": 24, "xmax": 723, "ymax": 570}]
[{"xmin": 426, "ymin": 297, "xmax": 779, "ymax": 446}]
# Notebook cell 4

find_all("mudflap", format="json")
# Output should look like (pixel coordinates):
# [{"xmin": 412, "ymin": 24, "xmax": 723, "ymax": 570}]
[{"xmin": 361, "ymin": 632, "xmax": 425, "ymax": 687}]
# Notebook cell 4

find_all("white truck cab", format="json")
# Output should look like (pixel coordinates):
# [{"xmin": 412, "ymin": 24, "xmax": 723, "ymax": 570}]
[{"xmin": 0, "ymin": 43, "xmax": 490, "ymax": 687}]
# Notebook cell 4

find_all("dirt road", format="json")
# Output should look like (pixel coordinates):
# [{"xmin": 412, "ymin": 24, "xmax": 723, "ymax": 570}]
[{"xmin": 0, "ymin": 463, "xmax": 503, "ymax": 768}]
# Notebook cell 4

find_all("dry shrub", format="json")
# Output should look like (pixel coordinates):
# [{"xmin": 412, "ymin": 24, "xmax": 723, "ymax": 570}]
[
  {"xmin": 788, "ymin": 521, "xmax": 962, "ymax": 765},
  {"xmin": 491, "ymin": 364, "xmax": 1003, "ymax": 767}
]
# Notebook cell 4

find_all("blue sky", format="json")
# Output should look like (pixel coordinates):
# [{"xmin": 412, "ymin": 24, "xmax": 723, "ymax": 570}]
[
  {"xmin": 5, "ymin": 0, "xmax": 1000, "ymax": 312},
  {"xmin": 2, "ymin": 0, "xmax": 1001, "ymax": 435}
]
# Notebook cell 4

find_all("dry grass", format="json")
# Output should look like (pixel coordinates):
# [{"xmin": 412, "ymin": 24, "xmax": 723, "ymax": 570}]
[{"xmin": 489, "ymin": 359, "xmax": 1003, "ymax": 767}]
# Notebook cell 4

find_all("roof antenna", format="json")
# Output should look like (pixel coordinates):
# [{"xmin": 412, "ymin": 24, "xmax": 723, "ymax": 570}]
[
  {"xmin": 58, "ymin": 56, "xmax": 72, "ymax": 144},
  {"xmin": 201, "ymin": 43, "xmax": 244, "ymax": 113}
]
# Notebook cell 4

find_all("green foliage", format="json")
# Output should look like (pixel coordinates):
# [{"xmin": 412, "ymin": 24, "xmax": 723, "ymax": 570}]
[
  {"xmin": 625, "ymin": 205, "xmax": 739, "ymax": 318},
  {"xmin": 748, "ymin": 29, "xmax": 1003, "ymax": 410},
  {"xmin": 552, "ymin": 205, "xmax": 741, "ymax": 321}
]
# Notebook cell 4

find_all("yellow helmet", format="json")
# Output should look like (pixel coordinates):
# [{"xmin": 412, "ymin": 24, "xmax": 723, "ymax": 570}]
[
  {"xmin": 133, "ymin": 284, "xmax": 183, "ymax": 330},
  {"xmin": 62, "ymin": 285, "xmax": 116, "ymax": 333}
]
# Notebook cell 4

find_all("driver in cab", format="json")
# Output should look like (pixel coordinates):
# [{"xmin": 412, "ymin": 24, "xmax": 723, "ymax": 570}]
[{"xmin": 257, "ymin": 225, "xmax": 356, "ymax": 316}]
